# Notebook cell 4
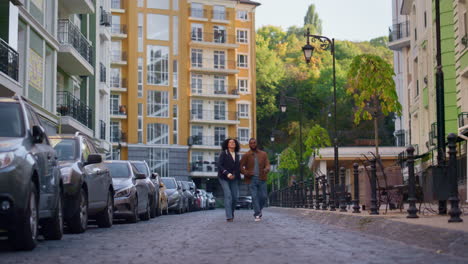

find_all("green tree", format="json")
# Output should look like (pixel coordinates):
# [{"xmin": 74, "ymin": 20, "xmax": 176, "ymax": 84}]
[
  {"xmin": 346, "ymin": 54, "xmax": 402, "ymax": 156},
  {"xmin": 304, "ymin": 124, "xmax": 332, "ymax": 158},
  {"xmin": 303, "ymin": 4, "xmax": 322, "ymax": 34},
  {"xmin": 278, "ymin": 147, "xmax": 298, "ymax": 172}
]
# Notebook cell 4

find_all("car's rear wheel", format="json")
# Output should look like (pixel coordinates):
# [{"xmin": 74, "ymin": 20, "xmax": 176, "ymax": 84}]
[
  {"xmin": 68, "ymin": 188, "xmax": 88, "ymax": 234},
  {"xmin": 96, "ymin": 192, "xmax": 113, "ymax": 228},
  {"xmin": 140, "ymin": 198, "xmax": 151, "ymax": 221},
  {"xmin": 11, "ymin": 182, "xmax": 38, "ymax": 251},
  {"xmin": 42, "ymin": 191, "xmax": 64, "ymax": 240}
]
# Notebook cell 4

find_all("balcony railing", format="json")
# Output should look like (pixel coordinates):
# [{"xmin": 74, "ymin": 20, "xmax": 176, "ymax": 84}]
[
  {"xmin": 389, "ymin": 21, "xmax": 410, "ymax": 42},
  {"xmin": 111, "ymin": 24, "xmax": 127, "ymax": 35},
  {"xmin": 110, "ymin": 129, "xmax": 127, "ymax": 143},
  {"xmin": 189, "ymin": 135, "xmax": 226, "ymax": 147},
  {"xmin": 57, "ymin": 91, "xmax": 93, "ymax": 129},
  {"xmin": 0, "ymin": 38, "xmax": 19, "ymax": 81},
  {"xmin": 191, "ymin": 58, "xmax": 237, "ymax": 71},
  {"xmin": 100, "ymin": 7, "xmax": 111, "ymax": 26},
  {"xmin": 100, "ymin": 120, "xmax": 106, "ymax": 140},
  {"xmin": 190, "ymin": 161, "xmax": 218, "ymax": 173},
  {"xmin": 57, "ymin": 19, "xmax": 93, "ymax": 64},
  {"xmin": 212, "ymin": 10, "xmax": 230, "ymax": 21},
  {"xmin": 189, "ymin": 8, "xmax": 208, "ymax": 19},
  {"xmin": 110, "ymin": 77, "xmax": 127, "ymax": 89},
  {"xmin": 110, "ymin": 105, "xmax": 127, "ymax": 116},
  {"xmin": 190, "ymin": 32, "xmax": 236, "ymax": 45},
  {"xmin": 100, "ymin": 63, "xmax": 106, "ymax": 83},
  {"xmin": 111, "ymin": 0, "xmax": 123, "ymax": 9},
  {"xmin": 190, "ymin": 110, "xmax": 238, "ymax": 122},
  {"xmin": 111, "ymin": 51, "xmax": 127, "ymax": 63},
  {"xmin": 191, "ymin": 84, "xmax": 238, "ymax": 96},
  {"xmin": 459, "ymin": 112, "xmax": 468, "ymax": 128}
]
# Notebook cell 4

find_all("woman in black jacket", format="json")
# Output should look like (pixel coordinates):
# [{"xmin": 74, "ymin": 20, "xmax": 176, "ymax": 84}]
[{"xmin": 217, "ymin": 138, "xmax": 240, "ymax": 222}]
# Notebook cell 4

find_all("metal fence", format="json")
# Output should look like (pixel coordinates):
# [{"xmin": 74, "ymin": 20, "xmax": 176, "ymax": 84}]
[
  {"xmin": 0, "ymin": 38, "xmax": 19, "ymax": 81},
  {"xmin": 56, "ymin": 91, "xmax": 93, "ymax": 129},
  {"xmin": 57, "ymin": 19, "xmax": 93, "ymax": 64}
]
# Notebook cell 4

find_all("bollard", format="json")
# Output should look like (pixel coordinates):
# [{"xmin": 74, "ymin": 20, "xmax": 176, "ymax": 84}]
[
  {"xmin": 447, "ymin": 133, "xmax": 463, "ymax": 222},
  {"xmin": 369, "ymin": 158, "xmax": 379, "ymax": 215},
  {"xmin": 352, "ymin": 163, "xmax": 361, "ymax": 213},
  {"xmin": 339, "ymin": 167, "xmax": 347, "ymax": 212},
  {"xmin": 315, "ymin": 175, "xmax": 320, "ymax": 210},
  {"xmin": 406, "ymin": 146, "xmax": 418, "ymax": 218},
  {"xmin": 309, "ymin": 179, "xmax": 314, "ymax": 209},
  {"xmin": 329, "ymin": 170, "xmax": 336, "ymax": 211},
  {"xmin": 322, "ymin": 176, "xmax": 328, "ymax": 210}
]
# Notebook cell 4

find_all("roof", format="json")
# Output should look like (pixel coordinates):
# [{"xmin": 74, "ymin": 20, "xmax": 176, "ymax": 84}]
[{"xmin": 234, "ymin": 0, "xmax": 261, "ymax": 6}]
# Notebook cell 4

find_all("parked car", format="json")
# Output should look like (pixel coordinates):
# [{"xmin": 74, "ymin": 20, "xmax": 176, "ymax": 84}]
[
  {"xmin": 236, "ymin": 196, "xmax": 253, "ymax": 209},
  {"xmin": 50, "ymin": 134, "xmax": 114, "ymax": 233},
  {"xmin": 129, "ymin": 161, "xmax": 158, "ymax": 218},
  {"xmin": 199, "ymin": 189, "xmax": 209, "ymax": 210},
  {"xmin": 0, "ymin": 96, "xmax": 63, "ymax": 250},
  {"xmin": 206, "ymin": 192, "xmax": 216, "ymax": 209},
  {"xmin": 153, "ymin": 173, "xmax": 169, "ymax": 215},
  {"xmin": 162, "ymin": 177, "xmax": 184, "ymax": 214},
  {"xmin": 179, "ymin": 181, "xmax": 193, "ymax": 212},
  {"xmin": 104, "ymin": 161, "xmax": 151, "ymax": 222}
]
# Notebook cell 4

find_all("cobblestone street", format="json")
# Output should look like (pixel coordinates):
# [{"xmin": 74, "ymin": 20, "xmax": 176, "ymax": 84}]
[{"xmin": 1, "ymin": 208, "xmax": 467, "ymax": 264}]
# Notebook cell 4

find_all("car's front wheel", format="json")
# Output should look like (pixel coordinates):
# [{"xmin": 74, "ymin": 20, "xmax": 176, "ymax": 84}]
[
  {"xmin": 10, "ymin": 182, "xmax": 38, "ymax": 250},
  {"xmin": 96, "ymin": 192, "xmax": 113, "ymax": 228},
  {"xmin": 42, "ymin": 191, "xmax": 64, "ymax": 240},
  {"xmin": 68, "ymin": 188, "xmax": 88, "ymax": 234},
  {"xmin": 140, "ymin": 198, "xmax": 151, "ymax": 221}
]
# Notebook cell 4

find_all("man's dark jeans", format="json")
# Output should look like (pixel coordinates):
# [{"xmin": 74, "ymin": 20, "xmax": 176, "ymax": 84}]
[{"xmin": 250, "ymin": 177, "xmax": 267, "ymax": 217}]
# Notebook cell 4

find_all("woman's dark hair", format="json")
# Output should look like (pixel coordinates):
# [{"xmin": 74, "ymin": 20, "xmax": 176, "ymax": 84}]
[{"xmin": 221, "ymin": 138, "xmax": 240, "ymax": 152}]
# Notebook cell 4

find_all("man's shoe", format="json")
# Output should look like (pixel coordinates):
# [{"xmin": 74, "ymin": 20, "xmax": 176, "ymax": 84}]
[
  {"xmin": 254, "ymin": 216, "xmax": 261, "ymax": 222},
  {"xmin": 227, "ymin": 218, "xmax": 233, "ymax": 222}
]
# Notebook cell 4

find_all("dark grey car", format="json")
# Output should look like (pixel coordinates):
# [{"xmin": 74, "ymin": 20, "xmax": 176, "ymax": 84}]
[
  {"xmin": 162, "ymin": 177, "xmax": 184, "ymax": 214},
  {"xmin": 0, "ymin": 96, "xmax": 63, "ymax": 250},
  {"xmin": 50, "ymin": 134, "xmax": 114, "ymax": 233},
  {"xmin": 129, "ymin": 161, "xmax": 158, "ymax": 218}
]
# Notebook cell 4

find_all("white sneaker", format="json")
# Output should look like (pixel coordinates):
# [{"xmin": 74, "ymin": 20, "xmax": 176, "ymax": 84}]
[{"xmin": 254, "ymin": 216, "xmax": 261, "ymax": 222}]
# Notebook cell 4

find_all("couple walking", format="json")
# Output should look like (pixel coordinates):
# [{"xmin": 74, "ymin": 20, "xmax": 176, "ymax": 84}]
[{"xmin": 217, "ymin": 138, "xmax": 270, "ymax": 222}]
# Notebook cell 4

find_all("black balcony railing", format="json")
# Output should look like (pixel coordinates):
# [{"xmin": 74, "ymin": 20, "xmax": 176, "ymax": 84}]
[
  {"xmin": 100, "ymin": 7, "xmax": 111, "ymax": 27},
  {"xmin": 100, "ymin": 63, "xmax": 106, "ymax": 83},
  {"xmin": 110, "ymin": 129, "xmax": 127, "ymax": 143},
  {"xmin": 100, "ymin": 120, "xmax": 106, "ymax": 140},
  {"xmin": 0, "ymin": 38, "xmax": 19, "ymax": 81},
  {"xmin": 389, "ymin": 21, "xmax": 410, "ymax": 42},
  {"xmin": 111, "ymin": 0, "xmax": 123, "ymax": 9},
  {"xmin": 57, "ymin": 19, "xmax": 93, "ymax": 64},
  {"xmin": 189, "ymin": 135, "xmax": 226, "ymax": 146},
  {"xmin": 190, "ymin": 32, "xmax": 236, "ymax": 45},
  {"xmin": 190, "ymin": 110, "xmax": 238, "ymax": 122},
  {"xmin": 190, "ymin": 161, "xmax": 218, "ymax": 172},
  {"xmin": 57, "ymin": 91, "xmax": 93, "ymax": 129}
]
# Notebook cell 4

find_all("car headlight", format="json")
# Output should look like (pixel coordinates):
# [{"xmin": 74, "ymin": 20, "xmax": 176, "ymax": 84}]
[
  {"xmin": 60, "ymin": 167, "xmax": 73, "ymax": 184},
  {"xmin": 115, "ymin": 187, "xmax": 132, "ymax": 198},
  {"xmin": 0, "ymin": 152, "xmax": 14, "ymax": 169}
]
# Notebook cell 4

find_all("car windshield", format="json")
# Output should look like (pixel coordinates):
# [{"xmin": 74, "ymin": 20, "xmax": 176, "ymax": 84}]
[
  {"xmin": 105, "ymin": 163, "xmax": 131, "ymax": 178},
  {"xmin": 132, "ymin": 162, "xmax": 149, "ymax": 177},
  {"xmin": 162, "ymin": 178, "xmax": 176, "ymax": 189},
  {"xmin": 239, "ymin": 196, "xmax": 251, "ymax": 201},
  {"xmin": 0, "ymin": 103, "xmax": 24, "ymax": 137},
  {"xmin": 50, "ymin": 138, "xmax": 77, "ymax": 161}
]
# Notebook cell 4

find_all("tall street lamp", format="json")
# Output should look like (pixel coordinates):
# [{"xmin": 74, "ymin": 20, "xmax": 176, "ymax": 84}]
[{"xmin": 302, "ymin": 28, "xmax": 338, "ymax": 211}]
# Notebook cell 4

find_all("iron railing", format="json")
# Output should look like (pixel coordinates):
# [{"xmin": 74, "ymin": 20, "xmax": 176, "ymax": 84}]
[
  {"xmin": 111, "ymin": 51, "xmax": 127, "ymax": 63},
  {"xmin": 212, "ymin": 10, "xmax": 230, "ymax": 20},
  {"xmin": 100, "ymin": 63, "xmax": 106, "ymax": 83},
  {"xmin": 111, "ymin": 24, "xmax": 127, "ymax": 35},
  {"xmin": 189, "ymin": 135, "xmax": 226, "ymax": 147},
  {"xmin": 389, "ymin": 21, "xmax": 410, "ymax": 42},
  {"xmin": 100, "ymin": 120, "xmax": 106, "ymax": 140},
  {"xmin": 0, "ymin": 38, "xmax": 19, "ymax": 81},
  {"xmin": 190, "ymin": 58, "xmax": 237, "ymax": 71},
  {"xmin": 189, "ymin": 8, "xmax": 208, "ymax": 18},
  {"xmin": 57, "ymin": 19, "xmax": 93, "ymax": 64},
  {"xmin": 57, "ymin": 91, "xmax": 93, "ymax": 129},
  {"xmin": 100, "ymin": 7, "xmax": 111, "ymax": 26},
  {"xmin": 190, "ymin": 161, "xmax": 218, "ymax": 172},
  {"xmin": 190, "ymin": 32, "xmax": 236, "ymax": 45},
  {"xmin": 190, "ymin": 110, "xmax": 238, "ymax": 122},
  {"xmin": 191, "ymin": 84, "xmax": 238, "ymax": 96},
  {"xmin": 110, "ymin": 77, "xmax": 127, "ymax": 88}
]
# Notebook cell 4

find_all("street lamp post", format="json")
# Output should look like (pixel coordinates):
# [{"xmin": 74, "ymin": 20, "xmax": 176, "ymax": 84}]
[{"xmin": 302, "ymin": 28, "xmax": 338, "ymax": 211}]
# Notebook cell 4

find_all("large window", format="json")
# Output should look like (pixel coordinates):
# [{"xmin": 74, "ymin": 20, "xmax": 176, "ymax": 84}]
[
  {"xmin": 213, "ymin": 26, "xmax": 226, "ymax": 43},
  {"xmin": 214, "ymin": 127, "xmax": 226, "ymax": 146},
  {"xmin": 214, "ymin": 101, "xmax": 226, "ymax": 120},
  {"xmin": 191, "ymin": 100, "xmax": 203, "ymax": 119},
  {"xmin": 147, "ymin": 123, "xmax": 169, "ymax": 144},
  {"xmin": 238, "ymin": 79, "xmax": 248, "ymax": 93},
  {"xmin": 138, "ymin": 13, "xmax": 144, "ymax": 52},
  {"xmin": 147, "ymin": 14, "xmax": 169, "ymax": 40},
  {"xmin": 147, "ymin": 45, "xmax": 169, "ymax": 85},
  {"xmin": 148, "ymin": 0, "xmax": 169, "ymax": 9},
  {"xmin": 110, "ymin": 94, "xmax": 120, "ymax": 115},
  {"xmin": 173, "ymin": 16, "xmax": 178, "ymax": 55},
  {"xmin": 237, "ymin": 10, "xmax": 248, "ymax": 21},
  {"xmin": 238, "ymin": 103, "xmax": 249, "ymax": 118},
  {"xmin": 190, "ymin": 3, "xmax": 203, "ymax": 18},
  {"xmin": 213, "ymin": 5, "xmax": 226, "ymax": 20},
  {"xmin": 173, "ymin": 60, "xmax": 178, "ymax": 99},
  {"xmin": 110, "ymin": 68, "xmax": 121, "ymax": 88},
  {"xmin": 214, "ymin": 51, "xmax": 225, "ymax": 69},
  {"xmin": 138, "ymin": 103, "xmax": 143, "ymax": 143},
  {"xmin": 148, "ymin": 148, "xmax": 169, "ymax": 177},
  {"xmin": 214, "ymin": 76, "xmax": 226, "ymax": 94},
  {"xmin": 111, "ymin": 15, "xmax": 121, "ymax": 34},
  {"xmin": 237, "ymin": 54, "xmax": 248, "ymax": 68},
  {"xmin": 138, "ymin": 57, "xmax": 143, "ymax": 97},
  {"xmin": 110, "ymin": 121, "xmax": 120, "ymax": 143},
  {"xmin": 191, "ymin": 74, "xmax": 202, "ymax": 94},
  {"xmin": 147, "ymin": 90, "xmax": 169, "ymax": 117},
  {"xmin": 238, "ymin": 128, "xmax": 250, "ymax": 143},
  {"xmin": 191, "ymin": 49, "xmax": 203, "ymax": 67},
  {"xmin": 237, "ymin": 29, "xmax": 248, "ymax": 43},
  {"xmin": 173, "ymin": 105, "xmax": 178, "ymax": 144},
  {"xmin": 191, "ymin": 23, "xmax": 203, "ymax": 41}
]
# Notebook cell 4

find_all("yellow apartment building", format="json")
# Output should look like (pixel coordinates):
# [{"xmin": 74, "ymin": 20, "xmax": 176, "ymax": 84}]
[{"xmin": 109, "ymin": 0, "xmax": 259, "ymax": 192}]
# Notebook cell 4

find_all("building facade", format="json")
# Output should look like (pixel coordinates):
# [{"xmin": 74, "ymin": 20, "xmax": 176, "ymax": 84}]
[{"xmin": 109, "ymin": 0, "xmax": 259, "ymax": 194}]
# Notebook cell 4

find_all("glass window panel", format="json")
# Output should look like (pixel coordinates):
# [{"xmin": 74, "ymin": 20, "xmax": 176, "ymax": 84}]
[
  {"xmin": 148, "ymin": 0, "xmax": 169, "ymax": 9},
  {"xmin": 147, "ymin": 14, "xmax": 169, "ymax": 40}
]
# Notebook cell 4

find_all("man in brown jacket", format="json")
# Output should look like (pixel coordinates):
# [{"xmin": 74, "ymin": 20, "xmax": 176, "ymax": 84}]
[{"xmin": 240, "ymin": 138, "xmax": 270, "ymax": 221}]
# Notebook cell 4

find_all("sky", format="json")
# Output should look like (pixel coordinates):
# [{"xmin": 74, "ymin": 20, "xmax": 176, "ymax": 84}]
[{"xmin": 254, "ymin": 0, "xmax": 393, "ymax": 42}]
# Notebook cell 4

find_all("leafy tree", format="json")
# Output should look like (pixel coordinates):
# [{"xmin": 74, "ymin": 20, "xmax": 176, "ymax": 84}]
[
  {"xmin": 303, "ymin": 4, "xmax": 322, "ymax": 34},
  {"xmin": 346, "ymin": 54, "xmax": 402, "ymax": 156},
  {"xmin": 278, "ymin": 147, "xmax": 298, "ymax": 172},
  {"xmin": 370, "ymin": 36, "xmax": 389, "ymax": 48},
  {"xmin": 304, "ymin": 124, "xmax": 332, "ymax": 158}
]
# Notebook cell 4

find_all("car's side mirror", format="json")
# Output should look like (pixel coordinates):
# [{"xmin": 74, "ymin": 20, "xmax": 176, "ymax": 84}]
[
  {"xmin": 86, "ymin": 154, "xmax": 102, "ymax": 165},
  {"xmin": 135, "ymin": 173, "xmax": 146, "ymax": 180},
  {"xmin": 32, "ymin": 125, "xmax": 45, "ymax": 143},
  {"xmin": 151, "ymin": 173, "xmax": 157, "ymax": 179}
]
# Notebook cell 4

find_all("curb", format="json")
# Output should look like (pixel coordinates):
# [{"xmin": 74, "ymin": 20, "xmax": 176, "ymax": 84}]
[{"xmin": 270, "ymin": 207, "xmax": 468, "ymax": 259}]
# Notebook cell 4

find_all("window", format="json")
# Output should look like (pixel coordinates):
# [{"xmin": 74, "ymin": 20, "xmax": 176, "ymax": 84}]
[
  {"xmin": 148, "ymin": 148, "xmax": 169, "ymax": 177},
  {"xmin": 138, "ymin": 13, "xmax": 144, "ymax": 52},
  {"xmin": 148, "ymin": 0, "xmax": 169, "ymax": 9},
  {"xmin": 173, "ymin": 16, "xmax": 178, "ymax": 55},
  {"xmin": 238, "ymin": 54, "xmax": 248, "ymax": 68},
  {"xmin": 111, "ymin": 41, "xmax": 121, "ymax": 61},
  {"xmin": 147, "ymin": 14, "xmax": 169, "ymax": 40},
  {"xmin": 238, "ymin": 103, "xmax": 249, "ymax": 118},
  {"xmin": 191, "ymin": 24, "xmax": 203, "ymax": 41},
  {"xmin": 173, "ymin": 105, "xmax": 178, "ymax": 144},
  {"xmin": 191, "ymin": 74, "xmax": 203, "ymax": 94},
  {"xmin": 147, "ymin": 123, "xmax": 169, "ymax": 144},
  {"xmin": 213, "ymin": 26, "xmax": 226, "ymax": 43},
  {"xmin": 147, "ymin": 45, "xmax": 169, "ymax": 85},
  {"xmin": 238, "ymin": 128, "xmax": 249, "ymax": 143},
  {"xmin": 214, "ymin": 127, "xmax": 226, "ymax": 146},
  {"xmin": 111, "ymin": 15, "xmax": 121, "ymax": 34},
  {"xmin": 138, "ymin": 57, "xmax": 143, "ymax": 97},
  {"xmin": 138, "ymin": 103, "xmax": 143, "ymax": 143},
  {"xmin": 214, "ymin": 51, "xmax": 225, "ymax": 69},
  {"xmin": 110, "ymin": 94, "xmax": 120, "ymax": 115},
  {"xmin": 214, "ymin": 101, "xmax": 226, "ymax": 120},
  {"xmin": 237, "ymin": 30, "xmax": 248, "ymax": 43},
  {"xmin": 173, "ymin": 60, "xmax": 178, "ymax": 99},
  {"xmin": 110, "ymin": 68, "xmax": 121, "ymax": 88},
  {"xmin": 237, "ymin": 10, "xmax": 248, "ymax": 21},
  {"xmin": 190, "ymin": 3, "xmax": 204, "ymax": 18},
  {"xmin": 147, "ymin": 91, "xmax": 169, "ymax": 117},
  {"xmin": 192, "ymin": 151, "xmax": 203, "ymax": 163},
  {"xmin": 137, "ymin": 0, "xmax": 144, "ymax": 7},
  {"xmin": 213, "ymin": 5, "xmax": 226, "ymax": 20},
  {"xmin": 191, "ymin": 49, "xmax": 203, "ymax": 67},
  {"xmin": 238, "ymin": 79, "xmax": 248, "ymax": 93},
  {"xmin": 173, "ymin": 0, "xmax": 179, "ymax": 10},
  {"xmin": 110, "ymin": 121, "xmax": 120, "ymax": 143},
  {"xmin": 191, "ymin": 100, "xmax": 203, "ymax": 119},
  {"xmin": 214, "ymin": 76, "xmax": 226, "ymax": 94}
]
